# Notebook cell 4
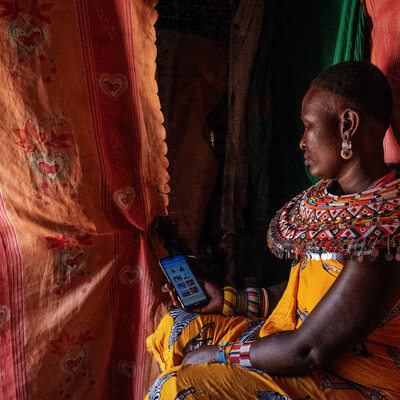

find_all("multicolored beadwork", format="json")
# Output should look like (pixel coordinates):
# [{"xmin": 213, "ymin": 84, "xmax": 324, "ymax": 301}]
[
  {"xmin": 222, "ymin": 287, "xmax": 237, "ymax": 316},
  {"xmin": 245, "ymin": 288, "xmax": 259, "ymax": 318},
  {"xmin": 226, "ymin": 341, "xmax": 254, "ymax": 368},
  {"xmin": 268, "ymin": 178, "xmax": 400, "ymax": 261}
]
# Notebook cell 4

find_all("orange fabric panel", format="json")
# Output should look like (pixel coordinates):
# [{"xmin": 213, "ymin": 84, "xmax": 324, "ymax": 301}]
[
  {"xmin": 0, "ymin": 1, "xmax": 167, "ymax": 398},
  {"xmin": 362, "ymin": 0, "xmax": 400, "ymax": 163}
]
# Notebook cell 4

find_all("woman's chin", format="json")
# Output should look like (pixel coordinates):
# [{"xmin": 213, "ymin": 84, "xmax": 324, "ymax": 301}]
[{"xmin": 308, "ymin": 167, "xmax": 325, "ymax": 180}]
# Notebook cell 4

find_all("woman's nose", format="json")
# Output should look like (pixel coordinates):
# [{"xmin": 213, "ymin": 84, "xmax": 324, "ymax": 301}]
[{"xmin": 299, "ymin": 133, "xmax": 306, "ymax": 150}]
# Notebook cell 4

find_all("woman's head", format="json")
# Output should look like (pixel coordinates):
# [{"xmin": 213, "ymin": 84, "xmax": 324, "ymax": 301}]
[
  {"xmin": 300, "ymin": 87, "xmax": 346, "ymax": 179},
  {"xmin": 300, "ymin": 61, "xmax": 392, "ymax": 181},
  {"xmin": 311, "ymin": 60, "xmax": 392, "ymax": 129}
]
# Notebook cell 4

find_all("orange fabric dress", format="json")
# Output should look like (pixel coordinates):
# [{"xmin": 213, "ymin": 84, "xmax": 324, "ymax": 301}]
[{"xmin": 146, "ymin": 258, "xmax": 400, "ymax": 399}]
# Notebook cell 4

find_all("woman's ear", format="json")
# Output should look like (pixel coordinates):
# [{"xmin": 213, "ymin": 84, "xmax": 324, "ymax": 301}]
[{"xmin": 340, "ymin": 108, "xmax": 359, "ymax": 140}]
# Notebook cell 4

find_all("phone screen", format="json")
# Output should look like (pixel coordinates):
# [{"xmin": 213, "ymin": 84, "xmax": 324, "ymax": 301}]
[{"xmin": 160, "ymin": 255, "xmax": 207, "ymax": 308}]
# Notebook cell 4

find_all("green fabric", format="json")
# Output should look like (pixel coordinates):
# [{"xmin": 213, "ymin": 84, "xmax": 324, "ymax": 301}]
[
  {"xmin": 237, "ymin": 0, "xmax": 366, "ymax": 287},
  {"xmin": 333, "ymin": 0, "xmax": 366, "ymax": 64}
]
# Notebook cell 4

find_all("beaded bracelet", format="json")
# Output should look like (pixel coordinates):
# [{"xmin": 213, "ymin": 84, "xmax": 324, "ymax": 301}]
[
  {"xmin": 228, "ymin": 341, "xmax": 254, "ymax": 368},
  {"xmin": 223, "ymin": 286, "xmax": 269, "ymax": 318},
  {"xmin": 245, "ymin": 287, "xmax": 259, "ymax": 317},
  {"xmin": 259, "ymin": 287, "xmax": 269, "ymax": 318},
  {"xmin": 236, "ymin": 290, "xmax": 248, "ymax": 315},
  {"xmin": 245, "ymin": 287, "xmax": 269, "ymax": 318},
  {"xmin": 217, "ymin": 342, "xmax": 229, "ymax": 364},
  {"xmin": 222, "ymin": 286, "xmax": 237, "ymax": 316},
  {"xmin": 218, "ymin": 341, "xmax": 253, "ymax": 368},
  {"xmin": 217, "ymin": 341, "xmax": 233, "ymax": 364}
]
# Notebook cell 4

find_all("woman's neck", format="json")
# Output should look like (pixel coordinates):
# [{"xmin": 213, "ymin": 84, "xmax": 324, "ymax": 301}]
[{"xmin": 336, "ymin": 162, "xmax": 390, "ymax": 195}]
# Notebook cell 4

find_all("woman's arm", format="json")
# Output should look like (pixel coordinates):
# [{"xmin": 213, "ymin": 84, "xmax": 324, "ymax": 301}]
[
  {"xmin": 165, "ymin": 280, "xmax": 287, "ymax": 316},
  {"xmin": 183, "ymin": 256, "xmax": 400, "ymax": 374},
  {"xmin": 265, "ymin": 281, "xmax": 287, "ymax": 317},
  {"xmin": 250, "ymin": 256, "xmax": 400, "ymax": 374}
]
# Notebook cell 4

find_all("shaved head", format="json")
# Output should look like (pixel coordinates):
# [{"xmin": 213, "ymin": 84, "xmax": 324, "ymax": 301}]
[{"xmin": 311, "ymin": 61, "xmax": 392, "ymax": 129}]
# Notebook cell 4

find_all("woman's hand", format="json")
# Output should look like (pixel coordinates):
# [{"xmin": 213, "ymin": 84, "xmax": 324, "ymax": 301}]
[
  {"xmin": 181, "ymin": 345, "xmax": 218, "ymax": 365},
  {"xmin": 164, "ymin": 280, "xmax": 224, "ymax": 314}
]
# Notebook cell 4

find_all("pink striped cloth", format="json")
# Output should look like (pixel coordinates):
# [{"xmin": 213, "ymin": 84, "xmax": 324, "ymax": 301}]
[{"xmin": 0, "ymin": 1, "xmax": 168, "ymax": 398}]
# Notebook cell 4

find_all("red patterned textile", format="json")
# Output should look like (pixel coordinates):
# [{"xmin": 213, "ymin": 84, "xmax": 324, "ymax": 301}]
[
  {"xmin": 362, "ymin": 0, "xmax": 400, "ymax": 163},
  {"xmin": 0, "ymin": 1, "xmax": 168, "ymax": 399}
]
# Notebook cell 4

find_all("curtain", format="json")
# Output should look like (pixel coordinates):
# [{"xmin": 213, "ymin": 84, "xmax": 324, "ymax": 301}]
[
  {"xmin": 361, "ymin": 0, "xmax": 400, "ymax": 164},
  {"xmin": 0, "ymin": 1, "xmax": 167, "ymax": 398},
  {"xmin": 223, "ymin": 0, "xmax": 365, "ymax": 287}
]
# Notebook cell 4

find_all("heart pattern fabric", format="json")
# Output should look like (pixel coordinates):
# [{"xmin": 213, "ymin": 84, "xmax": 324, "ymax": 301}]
[
  {"xmin": 62, "ymin": 348, "xmax": 88, "ymax": 373},
  {"xmin": 10, "ymin": 24, "xmax": 45, "ymax": 54},
  {"xmin": 117, "ymin": 359, "xmax": 135, "ymax": 378},
  {"xmin": 0, "ymin": 305, "xmax": 10, "ymax": 327},
  {"xmin": 99, "ymin": 73, "xmax": 129, "ymax": 100},
  {"xmin": 113, "ymin": 186, "xmax": 135, "ymax": 211},
  {"xmin": 29, "ymin": 151, "xmax": 69, "ymax": 182},
  {"xmin": 118, "ymin": 265, "xmax": 141, "ymax": 287},
  {"xmin": 56, "ymin": 249, "xmax": 88, "ymax": 274}
]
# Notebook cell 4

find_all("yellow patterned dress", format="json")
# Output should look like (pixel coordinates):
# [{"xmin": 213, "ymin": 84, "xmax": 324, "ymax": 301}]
[{"xmin": 146, "ymin": 258, "xmax": 400, "ymax": 400}]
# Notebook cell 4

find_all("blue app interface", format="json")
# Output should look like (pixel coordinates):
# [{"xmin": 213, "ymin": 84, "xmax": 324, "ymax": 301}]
[{"xmin": 162, "ymin": 255, "xmax": 206, "ymax": 307}]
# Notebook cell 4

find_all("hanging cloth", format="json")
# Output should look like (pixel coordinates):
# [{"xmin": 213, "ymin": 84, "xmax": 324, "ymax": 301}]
[{"xmin": 0, "ymin": 1, "xmax": 167, "ymax": 398}]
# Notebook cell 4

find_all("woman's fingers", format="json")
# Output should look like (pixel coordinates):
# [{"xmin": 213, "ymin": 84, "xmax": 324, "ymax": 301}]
[
  {"xmin": 164, "ymin": 283, "xmax": 182, "ymax": 308},
  {"xmin": 163, "ymin": 280, "xmax": 223, "ymax": 314}
]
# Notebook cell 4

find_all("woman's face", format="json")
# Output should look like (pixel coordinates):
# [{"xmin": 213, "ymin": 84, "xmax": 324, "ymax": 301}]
[{"xmin": 299, "ymin": 86, "xmax": 344, "ymax": 179}]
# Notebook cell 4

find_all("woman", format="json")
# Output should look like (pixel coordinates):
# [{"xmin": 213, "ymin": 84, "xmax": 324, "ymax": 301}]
[{"xmin": 146, "ymin": 61, "xmax": 400, "ymax": 399}]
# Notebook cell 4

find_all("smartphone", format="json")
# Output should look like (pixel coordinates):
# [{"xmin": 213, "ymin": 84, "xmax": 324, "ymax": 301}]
[{"xmin": 159, "ymin": 254, "xmax": 208, "ymax": 309}]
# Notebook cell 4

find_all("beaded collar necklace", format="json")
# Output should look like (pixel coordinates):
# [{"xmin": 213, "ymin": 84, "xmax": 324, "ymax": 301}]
[{"xmin": 267, "ymin": 176, "xmax": 400, "ymax": 262}]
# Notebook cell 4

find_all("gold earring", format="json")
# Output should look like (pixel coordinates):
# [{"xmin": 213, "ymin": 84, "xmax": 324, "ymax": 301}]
[{"xmin": 341, "ymin": 138, "xmax": 353, "ymax": 159}]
